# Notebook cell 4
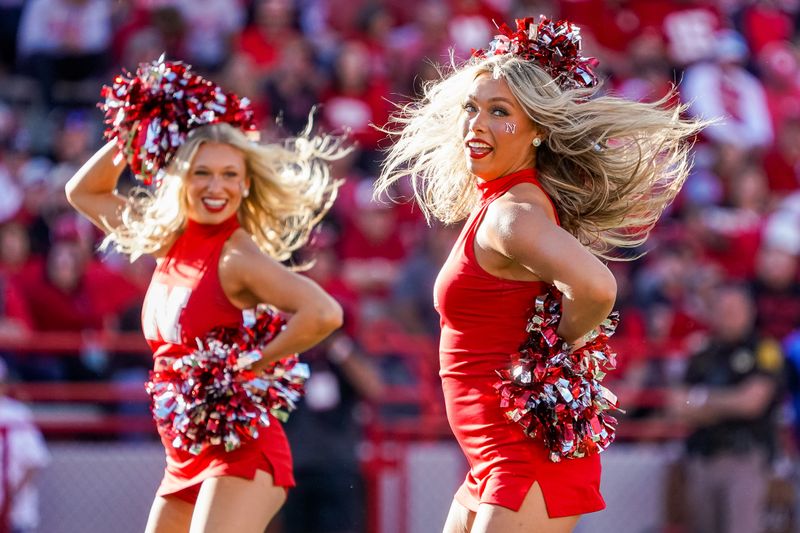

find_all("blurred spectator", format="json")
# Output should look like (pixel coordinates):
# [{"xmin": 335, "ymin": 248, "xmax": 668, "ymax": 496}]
[
  {"xmin": 281, "ymin": 249, "xmax": 384, "ymax": 533},
  {"xmin": 615, "ymin": 30, "xmax": 678, "ymax": 104},
  {"xmin": 697, "ymin": 163, "xmax": 769, "ymax": 279},
  {"xmin": 339, "ymin": 180, "xmax": 407, "ymax": 311},
  {"xmin": 391, "ymin": 222, "xmax": 459, "ymax": 337},
  {"xmin": 387, "ymin": 2, "xmax": 451, "ymax": 95},
  {"xmin": 560, "ymin": 0, "xmax": 720, "ymax": 69},
  {"xmin": 736, "ymin": 0, "xmax": 796, "ymax": 56},
  {"xmin": 353, "ymin": 4, "xmax": 395, "ymax": 85},
  {"xmin": 16, "ymin": 0, "xmax": 112, "ymax": 108},
  {"xmin": 174, "ymin": 0, "xmax": 245, "ymax": 72},
  {"xmin": 634, "ymin": 245, "xmax": 706, "ymax": 346},
  {"xmin": 262, "ymin": 40, "xmax": 324, "ymax": 134},
  {"xmin": 280, "ymin": 333, "xmax": 382, "ymax": 533},
  {"xmin": 236, "ymin": 0, "xmax": 301, "ymax": 79},
  {"xmin": 669, "ymin": 283, "xmax": 784, "ymax": 533},
  {"xmin": 0, "ymin": 358, "xmax": 50, "ymax": 533},
  {"xmin": 682, "ymin": 29, "xmax": 774, "ymax": 150},
  {"xmin": 148, "ymin": 5, "xmax": 188, "ymax": 63},
  {"xmin": 16, "ymin": 226, "xmax": 141, "ymax": 380},
  {"xmin": 221, "ymin": 54, "xmax": 271, "ymax": 126},
  {"xmin": 753, "ymin": 212, "xmax": 800, "ymax": 342},
  {"xmin": 763, "ymin": 113, "xmax": 800, "ymax": 195},
  {"xmin": 0, "ymin": 220, "xmax": 35, "ymax": 279},
  {"xmin": 446, "ymin": 0, "xmax": 501, "ymax": 59},
  {"xmin": 0, "ymin": 161, "xmax": 23, "ymax": 225},
  {"xmin": 660, "ymin": 0, "xmax": 722, "ymax": 66},
  {"xmin": 0, "ymin": 0, "xmax": 24, "ymax": 72},
  {"xmin": 321, "ymin": 40, "xmax": 393, "ymax": 162},
  {"xmin": 757, "ymin": 41, "xmax": 800, "ymax": 134}
]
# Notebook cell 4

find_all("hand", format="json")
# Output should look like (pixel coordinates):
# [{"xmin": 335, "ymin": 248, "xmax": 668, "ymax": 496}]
[
  {"xmin": 233, "ymin": 350, "xmax": 263, "ymax": 372},
  {"xmin": 667, "ymin": 386, "xmax": 711, "ymax": 425}
]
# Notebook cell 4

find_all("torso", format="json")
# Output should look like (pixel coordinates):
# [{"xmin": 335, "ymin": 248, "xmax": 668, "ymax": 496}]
[
  {"xmin": 142, "ymin": 215, "xmax": 243, "ymax": 365},
  {"xmin": 140, "ymin": 214, "xmax": 295, "ymax": 499},
  {"xmin": 433, "ymin": 168, "xmax": 605, "ymax": 517}
]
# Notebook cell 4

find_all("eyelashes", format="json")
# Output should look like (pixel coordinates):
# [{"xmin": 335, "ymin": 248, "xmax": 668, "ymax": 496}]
[{"xmin": 462, "ymin": 102, "xmax": 510, "ymax": 117}]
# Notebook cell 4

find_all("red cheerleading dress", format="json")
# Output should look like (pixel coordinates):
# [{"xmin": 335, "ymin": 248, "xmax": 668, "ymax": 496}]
[
  {"xmin": 434, "ymin": 168, "xmax": 605, "ymax": 518},
  {"xmin": 141, "ymin": 214, "xmax": 295, "ymax": 504}
]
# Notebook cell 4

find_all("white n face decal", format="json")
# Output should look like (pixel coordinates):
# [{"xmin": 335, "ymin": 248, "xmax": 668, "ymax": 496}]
[{"xmin": 143, "ymin": 283, "xmax": 191, "ymax": 343}]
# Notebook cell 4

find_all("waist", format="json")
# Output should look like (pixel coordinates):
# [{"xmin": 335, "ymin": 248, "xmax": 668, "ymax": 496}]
[{"xmin": 153, "ymin": 354, "xmax": 179, "ymax": 371}]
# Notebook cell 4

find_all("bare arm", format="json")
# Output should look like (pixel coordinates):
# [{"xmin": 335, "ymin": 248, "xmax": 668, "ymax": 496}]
[
  {"xmin": 670, "ymin": 376, "xmax": 777, "ymax": 425},
  {"xmin": 483, "ymin": 195, "xmax": 617, "ymax": 344},
  {"xmin": 326, "ymin": 333, "xmax": 385, "ymax": 401},
  {"xmin": 64, "ymin": 140, "xmax": 127, "ymax": 232},
  {"xmin": 220, "ymin": 232, "xmax": 343, "ymax": 371}
]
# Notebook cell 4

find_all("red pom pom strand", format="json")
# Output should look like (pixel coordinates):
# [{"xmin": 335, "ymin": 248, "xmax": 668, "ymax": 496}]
[{"xmin": 494, "ymin": 287, "xmax": 620, "ymax": 462}]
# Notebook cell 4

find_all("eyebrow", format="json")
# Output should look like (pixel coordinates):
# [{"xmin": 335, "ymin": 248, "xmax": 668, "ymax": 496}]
[
  {"xmin": 464, "ymin": 95, "xmax": 515, "ymax": 105},
  {"xmin": 193, "ymin": 164, "xmax": 240, "ymax": 170}
]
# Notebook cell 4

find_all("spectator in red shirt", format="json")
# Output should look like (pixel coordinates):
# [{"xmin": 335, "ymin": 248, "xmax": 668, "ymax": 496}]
[
  {"xmin": 738, "ymin": 0, "xmax": 795, "ymax": 56},
  {"xmin": 753, "ymin": 211, "xmax": 800, "ymax": 342},
  {"xmin": 320, "ymin": 40, "xmax": 393, "ymax": 161},
  {"xmin": 339, "ymin": 180, "xmax": 407, "ymax": 306},
  {"xmin": 235, "ymin": 0, "xmax": 301, "ymax": 79},
  {"xmin": 763, "ymin": 112, "xmax": 800, "ymax": 195},
  {"xmin": 696, "ymin": 163, "xmax": 770, "ymax": 280},
  {"xmin": 759, "ymin": 42, "xmax": 800, "ymax": 130}
]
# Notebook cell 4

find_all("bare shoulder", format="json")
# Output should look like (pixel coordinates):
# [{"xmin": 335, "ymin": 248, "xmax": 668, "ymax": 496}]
[
  {"xmin": 219, "ymin": 228, "xmax": 268, "ymax": 274},
  {"xmin": 483, "ymin": 182, "xmax": 559, "ymax": 241}
]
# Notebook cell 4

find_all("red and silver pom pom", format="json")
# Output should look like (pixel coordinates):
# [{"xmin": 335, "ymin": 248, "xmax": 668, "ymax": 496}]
[
  {"xmin": 473, "ymin": 16, "xmax": 598, "ymax": 90},
  {"xmin": 145, "ymin": 307, "xmax": 307, "ymax": 455},
  {"xmin": 495, "ymin": 287, "xmax": 619, "ymax": 462},
  {"xmin": 99, "ymin": 55, "xmax": 257, "ymax": 187}
]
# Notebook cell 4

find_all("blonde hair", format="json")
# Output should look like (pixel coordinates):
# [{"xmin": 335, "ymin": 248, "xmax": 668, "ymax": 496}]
[
  {"xmin": 104, "ymin": 123, "xmax": 345, "ymax": 262},
  {"xmin": 376, "ymin": 54, "xmax": 705, "ymax": 258}
]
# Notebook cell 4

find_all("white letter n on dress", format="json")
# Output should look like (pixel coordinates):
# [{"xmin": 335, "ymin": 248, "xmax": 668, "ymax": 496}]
[{"xmin": 142, "ymin": 283, "xmax": 191, "ymax": 344}]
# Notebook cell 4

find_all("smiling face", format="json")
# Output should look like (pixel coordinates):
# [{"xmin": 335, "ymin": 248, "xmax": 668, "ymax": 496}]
[
  {"xmin": 184, "ymin": 142, "xmax": 249, "ymax": 225},
  {"xmin": 461, "ymin": 73, "xmax": 539, "ymax": 181}
]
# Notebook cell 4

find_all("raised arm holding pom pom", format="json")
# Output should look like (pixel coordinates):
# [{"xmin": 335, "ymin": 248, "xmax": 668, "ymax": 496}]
[{"xmin": 66, "ymin": 57, "xmax": 346, "ymax": 533}]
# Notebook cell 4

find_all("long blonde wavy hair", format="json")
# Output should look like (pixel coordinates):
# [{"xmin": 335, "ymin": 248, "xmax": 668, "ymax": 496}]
[
  {"xmin": 104, "ymin": 122, "xmax": 345, "ymax": 262},
  {"xmin": 375, "ymin": 54, "xmax": 705, "ymax": 258}
]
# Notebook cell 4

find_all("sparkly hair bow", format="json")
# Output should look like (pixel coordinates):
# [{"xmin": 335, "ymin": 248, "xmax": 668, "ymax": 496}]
[
  {"xmin": 472, "ymin": 16, "xmax": 599, "ymax": 90},
  {"xmin": 99, "ymin": 55, "xmax": 257, "ymax": 187}
]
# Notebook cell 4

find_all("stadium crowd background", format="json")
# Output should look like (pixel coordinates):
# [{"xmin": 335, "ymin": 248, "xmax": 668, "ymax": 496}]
[{"xmin": 1, "ymin": 0, "xmax": 800, "ymax": 531}]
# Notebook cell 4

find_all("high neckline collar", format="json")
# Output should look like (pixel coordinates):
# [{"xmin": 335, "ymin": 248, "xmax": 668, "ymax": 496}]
[
  {"xmin": 184, "ymin": 213, "xmax": 240, "ymax": 237},
  {"xmin": 476, "ymin": 168, "xmax": 537, "ymax": 202}
]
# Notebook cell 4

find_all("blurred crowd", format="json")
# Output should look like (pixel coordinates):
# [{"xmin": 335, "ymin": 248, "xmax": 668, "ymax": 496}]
[{"xmin": 1, "ymin": 0, "xmax": 800, "ymax": 531}]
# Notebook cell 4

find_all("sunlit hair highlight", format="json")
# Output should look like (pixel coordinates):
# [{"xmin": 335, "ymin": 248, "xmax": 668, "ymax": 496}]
[
  {"xmin": 103, "ymin": 122, "xmax": 345, "ymax": 262},
  {"xmin": 376, "ymin": 54, "xmax": 705, "ymax": 258}
]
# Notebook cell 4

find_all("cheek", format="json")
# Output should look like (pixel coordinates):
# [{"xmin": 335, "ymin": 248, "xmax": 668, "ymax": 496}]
[
  {"xmin": 184, "ymin": 183, "xmax": 202, "ymax": 201},
  {"xmin": 461, "ymin": 116, "xmax": 470, "ymax": 139}
]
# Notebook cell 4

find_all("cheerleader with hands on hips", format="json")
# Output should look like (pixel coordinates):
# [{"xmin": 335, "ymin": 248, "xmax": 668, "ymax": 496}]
[
  {"xmin": 66, "ymin": 58, "xmax": 346, "ymax": 533},
  {"xmin": 375, "ymin": 16, "xmax": 705, "ymax": 533}
]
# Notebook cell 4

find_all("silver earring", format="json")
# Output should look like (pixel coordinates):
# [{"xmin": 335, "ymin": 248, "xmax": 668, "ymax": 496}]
[
  {"xmin": 532, "ymin": 138, "xmax": 542, "ymax": 147},
  {"xmin": 242, "ymin": 188, "xmax": 250, "ymax": 198}
]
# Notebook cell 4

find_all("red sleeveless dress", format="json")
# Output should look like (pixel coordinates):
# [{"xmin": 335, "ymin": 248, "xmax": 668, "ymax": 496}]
[
  {"xmin": 434, "ymin": 168, "xmax": 605, "ymax": 518},
  {"xmin": 141, "ymin": 215, "xmax": 295, "ymax": 504}
]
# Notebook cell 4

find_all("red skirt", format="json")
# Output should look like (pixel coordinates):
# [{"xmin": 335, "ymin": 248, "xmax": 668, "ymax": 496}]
[
  {"xmin": 155, "ymin": 414, "xmax": 295, "ymax": 504},
  {"xmin": 454, "ymin": 437, "xmax": 604, "ymax": 518}
]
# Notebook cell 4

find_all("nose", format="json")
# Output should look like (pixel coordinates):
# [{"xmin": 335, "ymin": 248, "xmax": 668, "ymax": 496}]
[
  {"xmin": 468, "ymin": 110, "xmax": 487, "ymax": 134},
  {"xmin": 205, "ymin": 173, "xmax": 224, "ymax": 191}
]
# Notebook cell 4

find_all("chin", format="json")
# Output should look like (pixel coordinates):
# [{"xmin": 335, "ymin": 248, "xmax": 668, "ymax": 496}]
[{"xmin": 188, "ymin": 210, "xmax": 235, "ymax": 225}]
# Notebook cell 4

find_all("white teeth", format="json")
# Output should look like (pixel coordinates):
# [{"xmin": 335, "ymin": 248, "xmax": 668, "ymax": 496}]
[
  {"xmin": 203, "ymin": 198, "xmax": 227, "ymax": 208},
  {"xmin": 467, "ymin": 141, "xmax": 492, "ymax": 149}
]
